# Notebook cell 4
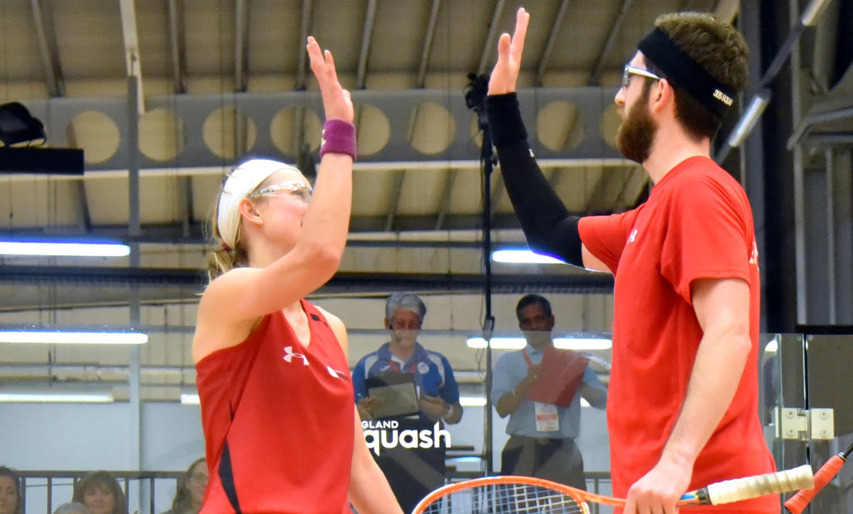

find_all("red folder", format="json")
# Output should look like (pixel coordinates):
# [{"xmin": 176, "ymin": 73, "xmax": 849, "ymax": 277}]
[{"xmin": 526, "ymin": 346, "xmax": 589, "ymax": 408}]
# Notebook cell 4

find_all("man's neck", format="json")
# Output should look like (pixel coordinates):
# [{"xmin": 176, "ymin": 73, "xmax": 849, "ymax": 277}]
[
  {"xmin": 390, "ymin": 343, "xmax": 416, "ymax": 362},
  {"xmin": 643, "ymin": 123, "xmax": 712, "ymax": 183},
  {"xmin": 527, "ymin": 340, "xmax": 554, "ymax": 352}
]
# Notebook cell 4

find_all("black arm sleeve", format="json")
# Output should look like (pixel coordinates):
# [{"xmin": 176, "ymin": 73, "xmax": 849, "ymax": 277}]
[{"xmin": 485, "ymin": 93, "xmax": 583, "ymax": 267}]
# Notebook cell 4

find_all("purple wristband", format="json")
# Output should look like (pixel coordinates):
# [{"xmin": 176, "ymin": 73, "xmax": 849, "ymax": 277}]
[{"xmin": 319, "ymin": 119, "xmax": 357, "ymax": 160}]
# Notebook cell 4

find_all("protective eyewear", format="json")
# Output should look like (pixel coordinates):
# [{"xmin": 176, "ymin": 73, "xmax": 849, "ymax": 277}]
[
  {"xmin": 621, "ymin": 64, "xmax": 662, "ymax": 89},
  {"xmin": 247, "ymin": 180, "xmax": 313, "ymax": 202}
]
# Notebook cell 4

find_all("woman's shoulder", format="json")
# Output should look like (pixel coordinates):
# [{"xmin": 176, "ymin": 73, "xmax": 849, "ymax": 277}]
[{"xmin": 311, "ymin": 303, "xmax": 348, "ymax": 353}]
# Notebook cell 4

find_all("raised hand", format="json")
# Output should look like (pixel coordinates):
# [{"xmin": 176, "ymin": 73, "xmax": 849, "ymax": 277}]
[
  {"xmin": 488, "ymin": 7, "xmax": 530, "ymax": 95},
  {"xmin": 306, "ymin": 36, "xmax": 354, "ymax": 123}
]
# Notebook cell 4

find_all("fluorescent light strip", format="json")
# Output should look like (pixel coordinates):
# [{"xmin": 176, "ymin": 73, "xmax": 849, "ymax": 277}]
[
  {"xmin": 0, "ymin": 241, "xmax": 130, "ymax": 257},
  {"xmin": 456, "ymin": 396, "xmax": 593, "ymax": 408},
  {"xmin": 492, "ymin": 249, "xmax": 565, "ymax": 265},
  {"xmin": 0, "ymin": 392, "xmax": 114, "ymax": 403},
  {"xmin": 467, "ymin": 337, "xmax": 611, "ymax": 350},
  {"xmin": 459, "ymin": 396, "xmax": 487, "ymax": 407},
  {"xmin": 0, "ymin": 331, "xmax": 148, "ymax": 344},
  {"xmin": 181, "ymin": 393, "xmax": 200, "ymax": 405}
]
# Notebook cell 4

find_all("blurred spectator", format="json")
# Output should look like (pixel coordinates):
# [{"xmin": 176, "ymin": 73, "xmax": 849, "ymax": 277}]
[
  {"xmin": 0, "ymin": 466, "xmax": 22, "ymax": 514},
  {"xmin": 351, "ymin": 292, "xmax": 463, "ymax": 512},
  {"xmin": 53, "ymin": 502, "xmax": 92, "ymax": 514},
  {"xmin": 492, "ymin": 294, "xmax": 608, "ymax": 490},
  {"xmin": 72, "ymin": 471, "xmax": 128, "ymax": 514},
  {"xmin": 162, "ymin": 458, "xmax": 207, "ymax": 514}
]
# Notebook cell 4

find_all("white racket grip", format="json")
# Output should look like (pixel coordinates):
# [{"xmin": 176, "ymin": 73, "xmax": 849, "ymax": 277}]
[{"xmin": 705, "ymin": 465, "xmax": 814, "ymax": 505}]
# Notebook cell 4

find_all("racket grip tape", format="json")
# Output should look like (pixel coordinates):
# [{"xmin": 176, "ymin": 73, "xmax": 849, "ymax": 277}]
[
  {"xmin": 702, "ymin": 464, "xmax": 814, "ymax": 505},
  {"xmin": 784, "ymin": 455, "xmax": 845, "ymax": 514}
]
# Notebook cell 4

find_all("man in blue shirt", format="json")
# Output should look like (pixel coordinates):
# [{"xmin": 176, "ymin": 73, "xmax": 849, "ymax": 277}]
[
  {"xmin": 352, "ymin": 292, "xmax": 463, "ymax": 512},
  {"xmin": 492, "ymin": 294, "xmax": 608, "ymax": 490}
]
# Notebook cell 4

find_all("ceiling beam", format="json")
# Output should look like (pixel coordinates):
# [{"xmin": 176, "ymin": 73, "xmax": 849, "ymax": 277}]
[
  {"xmin": 536, "ymin": 0, "xmax": 572, "ymax": 86},
  {"xmin": 416, "ymin": 0, "xmax": 442, "ymax": 88},
  {"xmin": 0, "ymin": 208, "xmax": 610, "ymax": 244},
  {"xmin": 234, "ymin": 0, "xmax": 250, "ymax": 92},
  {"xmin": 384, "ymin": 170, "xmax": 405, "ymax": 231},
  {"xmin": 0, "ymin": 267, "xmax": 614, "ymax": 296},
  {"xmin": 178, "ymin": 176, "xmax": 194, "ymax": 237},
  {"xmin": 434, "ymin": 169, "xmax": 457, "ymax": 230},
  {"xmin": 477, "ymin": 0, "xmax": 506, "ymax": 76},
  {"xmin": 588, "ymin": 0, "xmax": 634, "ymax": 86},
  {"xmin": 118, "ymin": 0, "xmax": 145, "ymax": 113},
  {"xmin": 62, "ymin": 125, "xmax": 89, "ymax": 222},
  {"xmin": 167, "ymin": 0, "xmax": 186, "ymax": 94},
  {"xmin": 291, "ymin": 1, "xmax": 313, "ymax": 159},
  {"xmin": 355, "ymin": 0, "xmax": 378, "ymax": 89},
  {"xmin": 294, "ymin": 0, "xmax": 313, "ymax": 90},
  {"xmin": 75, "ymin": 180, "xmax": 92, "ymax": 232},
  {"xmin": 29, "ymin": 0, "xmax": 65, "ymax": 97}
]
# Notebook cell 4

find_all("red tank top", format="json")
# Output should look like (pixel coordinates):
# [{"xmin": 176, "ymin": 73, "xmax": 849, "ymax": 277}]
[{"xmin": 196, "ymin": 300, "xmax": 354, "ymax": 514}]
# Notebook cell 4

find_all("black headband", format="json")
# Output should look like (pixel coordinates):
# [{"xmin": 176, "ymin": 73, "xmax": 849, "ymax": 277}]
[{"xmin": 637, "ymin": 27, "xmax": 736, "ymax": 117}]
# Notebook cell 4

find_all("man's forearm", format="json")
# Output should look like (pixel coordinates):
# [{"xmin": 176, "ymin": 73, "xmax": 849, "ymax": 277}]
[{"xmin": 659, "ymin": 329, "xmax": 751, "ymax": 469}]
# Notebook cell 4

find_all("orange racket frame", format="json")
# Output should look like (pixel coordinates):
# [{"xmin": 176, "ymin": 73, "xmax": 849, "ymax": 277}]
[{"xmin": 413, "ymin": 465, "xmax": 814, "ymax": 513}]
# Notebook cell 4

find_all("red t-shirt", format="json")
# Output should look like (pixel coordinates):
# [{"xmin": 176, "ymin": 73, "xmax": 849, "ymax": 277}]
[
  {"xmin": 580, "ymin": 156, "xmax": 777, "ymax": 513},
  {"xmin": 196, "ymin": 300, "xmax": 354, "ymax": 514}
]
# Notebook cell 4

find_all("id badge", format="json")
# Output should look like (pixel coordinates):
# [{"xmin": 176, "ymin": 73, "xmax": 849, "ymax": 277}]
[{"xmin": 534, "ymin": 402, "xmax": 560, "ymax": 432}]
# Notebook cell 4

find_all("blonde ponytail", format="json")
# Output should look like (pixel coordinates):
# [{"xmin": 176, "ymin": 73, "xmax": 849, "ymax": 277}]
[{"xmin": 206, "ymin": 195, "xmax": 248, "ymax": 282}]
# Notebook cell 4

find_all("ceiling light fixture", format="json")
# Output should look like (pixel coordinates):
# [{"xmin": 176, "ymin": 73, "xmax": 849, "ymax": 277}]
[
  {"xmin": 180, "ymin": 393, "xmax": 200, "ymax": 405},
  {"xmin": 459, "ymin": 396, "xmax": 487, "ymax": 407},
  {"xmin": 466, "ymin": 336, "xmax": 612, "ymax": 350},
  {"xmin": 0, "ymin": 240, "xmax": 130, "ymax": 257},
  {"xmin": 0, "ymin": 392, "xmax": 114, "ymax": 403},
  {"xmin": 492, "ymin": 249, "xmax": 565, "ymax": 265},
  {"xmin": 456, "ymin": 395, "xmax": 594, "ymax": 408},
  {"xmin": 0, "ymin": 330, "xmax": 148, "ymax": 345}
]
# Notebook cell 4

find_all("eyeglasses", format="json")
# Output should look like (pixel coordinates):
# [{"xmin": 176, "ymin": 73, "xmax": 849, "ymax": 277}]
[
  {"xmin": 621, "ymin": 64, "xmax": 662, "ymax": 89},
  {"xmin": 247, "ymin": 180, "xmax": 313, "ymax": 203},
  {"xmin": 390, "ymin": 320, "xmax": 422, "ymax": 330}
]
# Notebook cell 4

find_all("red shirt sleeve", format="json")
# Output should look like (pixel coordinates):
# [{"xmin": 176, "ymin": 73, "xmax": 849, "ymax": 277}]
[{"xmin": 578, "ymin": 208, "xmax": 641, "ymax": 274}]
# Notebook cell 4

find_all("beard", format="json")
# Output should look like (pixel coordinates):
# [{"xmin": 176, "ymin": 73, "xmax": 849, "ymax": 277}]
[{"xmin": 616, "ymin": 88, "xmax": 658, "ymax": 164}]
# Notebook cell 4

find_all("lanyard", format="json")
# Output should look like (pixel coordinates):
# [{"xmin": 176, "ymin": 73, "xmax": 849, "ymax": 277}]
[{"xmin": 522, "ymin": 349, "xmax": 535, "ymax": 368}]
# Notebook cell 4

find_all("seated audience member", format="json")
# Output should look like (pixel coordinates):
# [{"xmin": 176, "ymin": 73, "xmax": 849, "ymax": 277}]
[
  {"xmin": 0, "ymin": 466, "xmax": 22, "ymax": 514},
  {"xmin": 53, "ymin": 502, "xmax": 92, "ymax": 514},
  {"xmin": 72, "ymin": 471, "xmax": 128, "ymax": 514},
  {"xmin": 351, "ymin": 292, "xmax": 463, "ymax": 513},
  {"xmin": 162, "ymin": 458, "xmax": 207, "ymax": 514}
]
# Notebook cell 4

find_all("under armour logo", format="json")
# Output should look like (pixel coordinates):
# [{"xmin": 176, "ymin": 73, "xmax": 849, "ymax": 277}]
[
  {"xmin": 628, "ymin": 229, "xmax": 638, "ymax": 243},
  {"xmin": 283, "ymin": 346, "xmax": 309, "ymax": 366},
  {"xmin": 326, "ymin": 366, "xmax": 347, "ymax": 379},
  {"xmin": 749, "ymin": 240, "xmax": 759, "ymax": 265}
]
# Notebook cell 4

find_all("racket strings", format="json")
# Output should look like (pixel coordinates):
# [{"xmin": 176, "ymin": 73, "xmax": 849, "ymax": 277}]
[{"xmin": 419, "ymin": 483, "xmax": 587, "ymax": 514}]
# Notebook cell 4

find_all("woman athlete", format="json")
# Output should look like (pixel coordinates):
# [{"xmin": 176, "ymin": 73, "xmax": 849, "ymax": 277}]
[{"xmin": 192, "ymin": 36, "xmax": 402, "ymax": 514}]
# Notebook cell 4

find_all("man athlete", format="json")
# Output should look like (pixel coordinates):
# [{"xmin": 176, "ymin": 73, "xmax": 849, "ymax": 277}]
[{"xmin": 486, "ymin": 8, "xmax": 777, "ymax": 514}]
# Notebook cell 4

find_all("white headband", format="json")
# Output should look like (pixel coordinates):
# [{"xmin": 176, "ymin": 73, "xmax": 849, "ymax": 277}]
[{"xmin": 216, "ymin": 159, "xmax": 301, "ymax": 250}]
